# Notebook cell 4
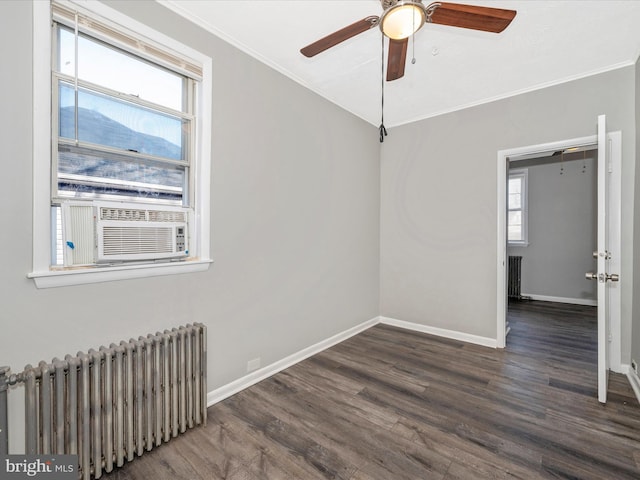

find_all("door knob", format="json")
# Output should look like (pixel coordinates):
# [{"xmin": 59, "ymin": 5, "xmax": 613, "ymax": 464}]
[{"xmin": 585, "ymin": 272, "xmax": 619, "ymax": 282}]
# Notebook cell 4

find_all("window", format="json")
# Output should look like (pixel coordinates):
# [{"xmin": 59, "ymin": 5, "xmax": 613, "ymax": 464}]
[
  {"xmin": 508, "ymin": 169, "xmax": 528, "ymax": 246},
  {"xmin": 53, "ymin": 19, "xmax": 191, "ymax": 207},
  {"xmin": 29, "ymin": 0, "xmax": 212, "ymax": 288}
]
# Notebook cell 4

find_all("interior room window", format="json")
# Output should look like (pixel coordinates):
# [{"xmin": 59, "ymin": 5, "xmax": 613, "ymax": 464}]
[
  {"xmin": 508, "ymin": 169, "xmax": 528, "ymax": 245},
  {"xmin": 29, "ymin": 1, "xmax": 212, "ymax": 287}
]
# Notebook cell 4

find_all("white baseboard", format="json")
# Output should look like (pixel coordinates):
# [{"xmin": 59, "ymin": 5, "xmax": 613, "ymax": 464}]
[
  {"xmin": 520, "ymin": 293, "xmax": 597, "ymax": 307},
  {"xmin": 205, "ymin": 313, "xmax": 636, "ymax": 409},
  {"xmin": 207, "ymin": 315, "xmax": 500, "ymax": 407},
  {"xmin": 379, "ymin": 316, "xmax": 497, "ymax": 348},
  {"xmin": 207, "ymin": 316, "xmax": 380, "ymax": 406},
  {"xmin": 626, "ymin": 368, "xmax": 640, "ymax": 406}
]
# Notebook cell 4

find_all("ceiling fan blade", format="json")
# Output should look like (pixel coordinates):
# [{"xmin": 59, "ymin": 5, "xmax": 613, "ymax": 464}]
[
  {"xmin": 386, "ymin": 38, "xmax": 408, "ymax": 81},
  {"xmin": 301, "ymin": 16, "xmax": 379, "ymax": 57},
  {"xmin": 429, "ymin": 2, "xmax": 516, "ymax": 33}
]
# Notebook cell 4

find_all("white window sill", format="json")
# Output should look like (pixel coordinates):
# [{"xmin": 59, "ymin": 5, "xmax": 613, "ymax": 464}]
[
  {"xmin": 508, "ymin": 242, "xmax": 529, "ymax": 247},
  {"xmin": 28, "ymin": 259, "xmax": 213, "ymax": 289}
]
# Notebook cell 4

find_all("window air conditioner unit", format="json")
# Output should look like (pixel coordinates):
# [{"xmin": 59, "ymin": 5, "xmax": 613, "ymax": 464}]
[{"xmin": 61, "ymin": 201, "xmax": 190, "ymax": 266}]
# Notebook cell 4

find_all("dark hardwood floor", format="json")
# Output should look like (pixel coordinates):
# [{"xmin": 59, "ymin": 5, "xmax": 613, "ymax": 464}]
[{"xmin": 107, "ymin": 301, "xmax": 640, "ymax": 479}]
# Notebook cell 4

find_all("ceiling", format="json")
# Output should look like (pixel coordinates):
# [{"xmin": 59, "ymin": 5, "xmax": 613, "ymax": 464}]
[{"xmin": 159, "ymin": 1, "xmax": 640, "ymax": 128}]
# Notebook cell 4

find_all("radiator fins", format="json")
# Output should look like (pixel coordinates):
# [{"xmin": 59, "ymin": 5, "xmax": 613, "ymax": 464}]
[{"xmin": 20, "ymin": 323, "xmax": 207, "ymax": 480}]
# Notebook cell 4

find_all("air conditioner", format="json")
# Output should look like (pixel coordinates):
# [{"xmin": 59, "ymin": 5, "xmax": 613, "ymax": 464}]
[{"xmin": 61, "ymin": 201, "xmax": 190, "ymax": 266}]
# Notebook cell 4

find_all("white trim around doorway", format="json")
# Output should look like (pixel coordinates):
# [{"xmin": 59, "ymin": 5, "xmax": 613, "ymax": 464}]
[{"xmin": 496, "ymin": 133, "xmax": 622, "ymax": 373}]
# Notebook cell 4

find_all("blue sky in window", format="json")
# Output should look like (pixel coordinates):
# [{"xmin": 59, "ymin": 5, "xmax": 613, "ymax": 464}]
[
  {"xmin": 58, "ymin": 25, "xmax": 184, "ymax": 151},
  {"xmin": 58, "ymin": 27, "xmax": 183, "ymax": 111}
]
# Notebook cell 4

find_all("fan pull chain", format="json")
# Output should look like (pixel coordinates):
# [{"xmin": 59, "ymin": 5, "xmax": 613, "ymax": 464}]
[
  {"xmin": 379, "ymin": 33, "xmax": 388, "ymax": 143},
  {"xmin": 411, "ymin": 9, "xmax": 416, "ymax": 64},
  {"xmin": 411, "ymin": 34, "xmax": 416, "ymax": 64}
]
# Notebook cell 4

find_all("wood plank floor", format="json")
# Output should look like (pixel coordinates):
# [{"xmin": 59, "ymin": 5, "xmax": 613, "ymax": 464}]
[{"xmin": 107, "ymin": 301, "xmax": 640, "ymax": 479}]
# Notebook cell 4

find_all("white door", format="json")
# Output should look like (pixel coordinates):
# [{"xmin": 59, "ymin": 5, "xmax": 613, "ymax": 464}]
[
  {"xmin": 498, "ymin": 124, "xmax": 622, "ymax": 394},
  {"xmin": 592, "ymin": 114, "xmax": 620, "ymax": 404}
]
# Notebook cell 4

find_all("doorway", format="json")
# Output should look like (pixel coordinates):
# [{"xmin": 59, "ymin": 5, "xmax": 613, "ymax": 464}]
[
  {"xmin": 496, "ymin": 132, "xmax": 622, "ymax": 373},
  {"xmin": 507, "ymin": 145, "xmax": 598, "ymax": 308}
]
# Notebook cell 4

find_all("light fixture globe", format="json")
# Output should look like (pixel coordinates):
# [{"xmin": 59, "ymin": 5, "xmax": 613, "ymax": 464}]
[{"xmin": 379, "ymin": 1, "xmax": 427, "ymax": 40}]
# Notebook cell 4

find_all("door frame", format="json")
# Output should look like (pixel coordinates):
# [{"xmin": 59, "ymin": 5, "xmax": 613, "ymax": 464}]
[{"xmin": 496, "ymin": 132, "xmax": 622, "ymax": 372}]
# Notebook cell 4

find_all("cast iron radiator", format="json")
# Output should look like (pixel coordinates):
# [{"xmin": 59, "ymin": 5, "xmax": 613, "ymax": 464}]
[
  {"xmin": 508, "ymin": 255, "xmax": 523, "ymax": 298},
  {"xmin": 0, "ymin": 323, "xmax": 207, "ymax": 479}
]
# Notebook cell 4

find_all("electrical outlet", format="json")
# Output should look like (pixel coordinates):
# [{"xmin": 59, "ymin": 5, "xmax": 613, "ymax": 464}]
[
  {"xmin": 247, "ymin": 358, "xmax": 261, "ymax": 373},
  {"xmin": 632, "ymin": 360, "xmax": 638, "ymax": 375}
]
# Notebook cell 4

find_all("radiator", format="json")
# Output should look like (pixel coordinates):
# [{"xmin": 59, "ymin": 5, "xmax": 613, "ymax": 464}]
[
  {"xmin": 0, "ymin": 323, "xmax": 207, "ymax": 480},
  {"xmin": 508, "ymin": 255, "xmax": 523, "ymax": 298}
]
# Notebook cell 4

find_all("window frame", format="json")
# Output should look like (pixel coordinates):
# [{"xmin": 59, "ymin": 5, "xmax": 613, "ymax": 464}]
[
  {"xmin": 29, "ymin": 0, "xmax": 212, "ymax": 288},
  {"xmin": 507, "ymin": 168, "xmax": 529, "ymax": 247},
  {"xmin": 51, "ymin": 19, "xmax": 195, "ymax": 207}
]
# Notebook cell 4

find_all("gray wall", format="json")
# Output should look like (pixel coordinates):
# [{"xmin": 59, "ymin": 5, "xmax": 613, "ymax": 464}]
[
  {"xmin": 0, "ymin": 0, "xmax": 380, "ymax": 452},
  {"xmin": 632, "ymin": 55, "xmax": 640, "ymax": 369},
  {"xmin": 508, "ymin": 156, "xmax": 597, "ymax": 302},
  {"xmin": 381, "ymin": 67, "xmax": 636, "ymax": 348}
]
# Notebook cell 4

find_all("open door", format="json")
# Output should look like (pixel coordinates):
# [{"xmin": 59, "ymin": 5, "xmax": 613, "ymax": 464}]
[
  {"xmin": 498, "ymin": 120, "xmax": 622, "ymax": 400},
  {"xmin": 588, "ymin": 114, "xmax": 620, "ymax": 404}
]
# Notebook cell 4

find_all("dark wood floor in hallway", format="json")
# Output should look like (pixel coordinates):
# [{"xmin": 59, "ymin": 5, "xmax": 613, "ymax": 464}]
[{"xmin": 107, "ymin": 301, "xmax": 640, "ymax": 479}]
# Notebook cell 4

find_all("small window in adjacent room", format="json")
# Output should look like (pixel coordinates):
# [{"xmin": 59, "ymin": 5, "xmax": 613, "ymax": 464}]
[
  {"xmin": 508, "ymin": 169, "xmax": 528, "ymax": 246},
  {"xmin": 29, "ymin": 1, "xmax": 212, "ymax": 288}
]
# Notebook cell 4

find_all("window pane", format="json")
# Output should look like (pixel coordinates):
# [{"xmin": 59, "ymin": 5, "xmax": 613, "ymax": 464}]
[
  {"xmin": 508, "ymin": 193, "xmax": 521, "ymax": 209},
  {"xmin": 58, "ymin": 145, "xmax": 184, "ymax": 203},
  {"xmin": 57, "ymin": 27, "xmax": 75, "ymax": 78},
  {"xmin": 508, "ymin": 211, "xmax": 522, "ymax": 226},
  {"xmin": 508, "ymin": 177, "xmax": 521, "ymax": 194},
  {"xmin": 59, "ymin": 82, "xmax": 75, "ymax": 138},
  {"xmin": 508, "ymin": 226, "xmax": 522, "ymax": 241},
  {"xmin": 508, "ymin": 208, "xmax": 522, "ymax": 241},
  {"xmin": 59, "ymin": 82, "xmax": 185, "ymax": 161},
  {"xmin": 57, "ymin": 26, "xmax": 183, "ymax": 111}
]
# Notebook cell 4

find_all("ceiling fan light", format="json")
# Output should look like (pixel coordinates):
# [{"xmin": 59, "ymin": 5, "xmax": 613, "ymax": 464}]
[{"xmin": 380, "ymin": 2, "xmax": 426, "ymax": 40}]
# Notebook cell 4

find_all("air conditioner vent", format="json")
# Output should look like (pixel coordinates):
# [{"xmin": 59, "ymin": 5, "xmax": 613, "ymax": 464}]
[
  {"xmin": 102, "ymin": 226, "xmax": 174, "ymax": 256},
  {"xmin": 147, "ymin": 210, "xmax": 187, "ymax": 223},
  {"xmin": 100, "ymin": 207, "xmax": 187, "ymax": 223},
  {"xmin": 100, "ymin": 207, "xmax": 147, "ymax": 222}
]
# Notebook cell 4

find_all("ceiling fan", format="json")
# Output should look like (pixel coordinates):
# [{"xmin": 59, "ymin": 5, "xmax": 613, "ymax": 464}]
[{"xmin": 300, "ymin": 1, "xmax": 517, "ymax": 81}]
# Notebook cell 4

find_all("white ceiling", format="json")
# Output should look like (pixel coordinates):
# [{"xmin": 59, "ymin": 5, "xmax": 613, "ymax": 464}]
[{"xmin": 159, "ymin": 0, "xmax": 640, "ymax": 128}]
